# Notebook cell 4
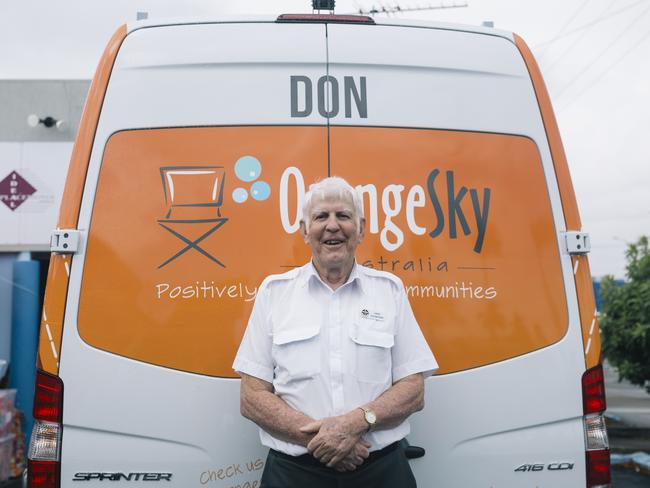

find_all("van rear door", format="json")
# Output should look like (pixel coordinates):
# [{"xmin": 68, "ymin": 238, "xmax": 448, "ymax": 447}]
[
  {"xmin": 58, "ymin": 21, "xmax": 328, "ymax": 487},
  {"xmin": 327, "ymin": 23, "xmax": 587, "ymax": 488}
]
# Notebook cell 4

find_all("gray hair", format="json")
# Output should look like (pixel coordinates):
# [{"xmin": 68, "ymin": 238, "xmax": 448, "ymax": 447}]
[{"xmin": 301, "ymin": 176, "xmax": 364, "ymax": 231}]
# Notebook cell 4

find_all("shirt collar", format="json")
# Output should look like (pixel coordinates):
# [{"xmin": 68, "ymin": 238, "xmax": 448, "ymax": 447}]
[{"xmin": 300, "ymin": 260, "xmax": 365, "ymax": 295}]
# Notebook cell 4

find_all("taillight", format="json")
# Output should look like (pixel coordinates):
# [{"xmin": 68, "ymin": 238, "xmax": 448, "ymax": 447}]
[
  {"xmin": 582, "ymin": 364, "xmax": 610, "ymax": 488},
  {"xmin": 29, "ymin": 421, "xmax": 61, "ymax": 461},
  {"xmin": 586, "ymin": 449, "xmax": 611, "ymax": 487},
  {"xmin": 582, "ymin": 364, "xmax": 606, "ymax": 414},
  {"xmin": 28, "ymin": 370, "xmax": 63, "ymax": 488},
  {"xmin": 27, "ymin": 460, "xmax": 60, "ymax": 488},
  {"xmin": 33, "ymin": 370, "xmax": 63, "ymax": 423}
]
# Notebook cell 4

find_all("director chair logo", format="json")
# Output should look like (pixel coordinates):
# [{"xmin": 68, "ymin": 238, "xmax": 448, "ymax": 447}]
[
  {"xmin": 157, "ymin": 157, "xmax": 271, "ymax": 269},
  {"xmin": 158, "ymin": 166, "xmax": 228, "ymax": 269}
]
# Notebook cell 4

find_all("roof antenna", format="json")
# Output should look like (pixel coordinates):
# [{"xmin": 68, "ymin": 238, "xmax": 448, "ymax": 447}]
[
  {"xmin": 313, "ymin": 0, "xmax": 336, "ymax": 13},
  {"xmin": 354, "ymin": 2, "xmax": 468, "ymax": 16}
]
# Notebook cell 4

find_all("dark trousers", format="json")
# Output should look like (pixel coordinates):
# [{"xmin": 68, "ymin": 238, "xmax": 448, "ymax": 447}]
[{"xmin": 260, "ymin": 442, "xmax": 417, "ymax": 488}]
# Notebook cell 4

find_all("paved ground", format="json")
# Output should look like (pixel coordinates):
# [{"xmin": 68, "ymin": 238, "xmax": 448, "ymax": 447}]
[
  {"xmin": 0, "ymin": 477, "xmax": 19, "ymax": 488},
  {"xmin": 612, "ymin": 467, "xmax": 650, "ymax": 487},
  {"xmin": 605, "ymin": 361, "xmax": 650, "ymax": 486}
]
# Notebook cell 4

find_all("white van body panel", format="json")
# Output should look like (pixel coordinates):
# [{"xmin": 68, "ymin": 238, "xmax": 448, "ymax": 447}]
[
  {"xmin": 57, "ymin": 20, "xmax": 589, "ymax": 487},
  {"xmin": 325, "ymin": 30, "xmax": 587, "ymax": 488},
  {"xmin": 126, "ymin": 16, "xmax": 514, "ymax": 40},
  {"xmin": 60, "ymin": 358, "xmax": 267, "ymax": 485},
  {"xmin": 411, "ymin": 343, "xmax": 587, "ymax": 487},
  {"xmin": 59, "ymin": 334, "xmax": 588, "ymax": 486},
  {"xmin": 60, "ymin": 21, "xmax": 327, "ymax": 487},
  {"xmin": 101, "ymin": 22, "xmax": 328, "ymax": 128},
  {"xmin": 327, "ymin": 25, "xmax": 529, "ymax": 132}
]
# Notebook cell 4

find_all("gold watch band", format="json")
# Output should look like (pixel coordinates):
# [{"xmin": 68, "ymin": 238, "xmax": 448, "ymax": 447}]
[{"xmin": 358, "ymin": 406, "xmax": 375, "ymax": 432}]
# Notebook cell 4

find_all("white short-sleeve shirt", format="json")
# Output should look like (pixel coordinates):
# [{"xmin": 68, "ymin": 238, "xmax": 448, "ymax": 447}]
[{"xmin": 233, "ymin": 261, "xmax": 438, "ymax": 456}]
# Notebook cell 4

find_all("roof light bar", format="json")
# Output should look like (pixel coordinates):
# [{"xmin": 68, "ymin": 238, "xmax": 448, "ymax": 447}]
[{"xmin": 277, "ymin": 14, "xmax": 375, "ymax": 24}]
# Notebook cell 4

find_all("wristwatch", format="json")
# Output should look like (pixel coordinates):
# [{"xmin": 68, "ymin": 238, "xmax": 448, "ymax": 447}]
[{"xmin": 358, "ymin": 406, "xmax": 377, "ymax": 431}]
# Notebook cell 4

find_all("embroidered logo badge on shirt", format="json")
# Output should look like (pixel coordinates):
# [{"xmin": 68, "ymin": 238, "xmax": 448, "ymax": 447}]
[{"xmin": 360, "ymin": 309, "xmax": 385, "ymax": 322}]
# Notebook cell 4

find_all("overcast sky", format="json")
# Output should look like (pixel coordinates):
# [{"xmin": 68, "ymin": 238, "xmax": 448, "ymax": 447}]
[{"xmin": 1, "ymin": 0, "xmax": 648, "ymax": 278}]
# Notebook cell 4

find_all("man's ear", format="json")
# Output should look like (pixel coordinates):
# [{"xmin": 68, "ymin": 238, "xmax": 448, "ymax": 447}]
[
  {"xmin": 299, "ymin": 220, "xmax": 309, "ymax": 244},
  {"xmin": 358, "ymin": 217, "xmax": 366, "ymax": 241}
]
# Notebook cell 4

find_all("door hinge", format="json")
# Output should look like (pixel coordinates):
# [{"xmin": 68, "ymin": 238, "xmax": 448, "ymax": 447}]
[
  {"xmin": 563, "ymin": 231, "xmax": 591, "ymax": 255},
  {"xmin": 50, "ymin": 229, "xmax": 80, "ymax": 254}
]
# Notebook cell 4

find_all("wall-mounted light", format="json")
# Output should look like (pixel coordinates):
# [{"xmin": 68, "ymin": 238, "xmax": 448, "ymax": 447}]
[{"xmin": 27, "ymin": 114, "xmax": 68, "ymax": 131}]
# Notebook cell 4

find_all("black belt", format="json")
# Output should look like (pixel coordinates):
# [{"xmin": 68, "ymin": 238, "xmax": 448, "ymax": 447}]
[{"xmin": 271, "ymin": 441, "xmax": 400, "ymax": 470}]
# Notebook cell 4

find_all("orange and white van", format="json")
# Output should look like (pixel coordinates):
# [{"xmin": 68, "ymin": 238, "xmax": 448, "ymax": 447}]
[{"xmin": 28, "ymin": 12, "xmax": 610, "ymax": 488}]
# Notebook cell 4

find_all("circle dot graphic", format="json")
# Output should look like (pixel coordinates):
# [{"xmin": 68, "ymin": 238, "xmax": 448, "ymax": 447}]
[
  {"xmin": 232, "ymin": 187, "xmax": 248, "ymax": 203},
  {"xmin": 235, "ymin": 156, "xmax": 262, "ymax": 182},
  {"xmin": 251, "ymin": 181, "xmax": 271, "ymax": 201}
]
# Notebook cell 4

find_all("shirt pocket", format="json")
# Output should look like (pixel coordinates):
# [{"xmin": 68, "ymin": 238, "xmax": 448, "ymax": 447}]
[
  {"xmin": 349, "ymin": 321, "xmax": 394, "ymax": 384},
  {"xmin": 272, "ymin": 325, "xmax": 321, "ymax": 382}
]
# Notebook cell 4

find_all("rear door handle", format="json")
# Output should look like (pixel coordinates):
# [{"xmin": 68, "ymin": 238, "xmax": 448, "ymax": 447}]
[
  {"xmin": 401, "ymin": 439, "xmax": 426, "ymax": 459},
  {"xmin": 405, "ymin": 445, "xmax": 426, "ymax": 459}
]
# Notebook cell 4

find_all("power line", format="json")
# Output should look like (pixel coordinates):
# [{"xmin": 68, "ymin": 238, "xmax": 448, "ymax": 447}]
[
  {"xmin": 542, "ymin": 0, "xmax": 615, "ymax": 74},
  {"xmin": 558, "ymin": 25, "xmax": 650, "ymax": 111},
  {"xmin": 554, "ymin": 0, "xmax": 591, "ymax": 37},
  {"xmin": 535, "ymin": 0, "xmax": 647, "ymax": 48},
  {"xmin": 555, "ymin": 3, "xmax": 650, "ymax": 100},
  {"xmin": 537, "ymin": 0, "xmax": 591, "ymax": 59}
]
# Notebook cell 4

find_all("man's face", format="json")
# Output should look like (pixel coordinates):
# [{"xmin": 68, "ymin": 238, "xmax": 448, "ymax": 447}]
[{"xmin": 301, "ymin": 195, "xmax": 365, "ymax": 270}]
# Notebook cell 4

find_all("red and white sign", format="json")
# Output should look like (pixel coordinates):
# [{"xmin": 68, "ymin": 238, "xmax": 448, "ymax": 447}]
[
  {"xmin": 0, "ymin": 170, "xmax": 36, "ymax": 211},
  {"xmin": 0, "ymin": 142, "xmax": 72, "ymax": 248}
]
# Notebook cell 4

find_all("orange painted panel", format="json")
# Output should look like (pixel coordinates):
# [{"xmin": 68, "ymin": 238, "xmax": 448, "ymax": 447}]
[
  {"xmin": 58, "ymin": 25, "xmax": 127, "ymax": 229},
  {"xmin": 38, "ymin": 255, "xmax": 72, "ymax": 374},
  {"xmin": 78, "ymin": 127, "xmax": 328, "ymax": 377},
  {"xmin": 572, "ymin": 256, "xmax": 601, "ymax": 368},
  {"xmin": 78, "ymin": 125, "xmax": 569, "ymax": 376},
  {"xmin": 515, "ymin": 34, "xmax": 598, "ymax": 368},
  {"xmin": 38, "ymin": 26, "xmax": 126, "ymax": 374},
  {"xmin": 331, "ymin": 127, "xmax": 568, "ymax": 374},
  {"xmin": 513, "ymin": 34, "xmax": 580, "ymax": 231}
]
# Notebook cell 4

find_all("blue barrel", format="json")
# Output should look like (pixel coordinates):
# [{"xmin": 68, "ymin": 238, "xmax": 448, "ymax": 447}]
[{"xmin": 9, "ymin": 258, "xmax": 41, "ymax": 443}]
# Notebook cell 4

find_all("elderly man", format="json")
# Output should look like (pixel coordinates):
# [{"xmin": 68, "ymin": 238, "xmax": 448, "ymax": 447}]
[{"xmin": 233, "ymin": 176, "xmax": 438, "ymax": 487}]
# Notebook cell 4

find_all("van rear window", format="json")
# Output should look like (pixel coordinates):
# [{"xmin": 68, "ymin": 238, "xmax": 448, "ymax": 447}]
[
  {"xmin": 331, "ymin": 127, "xmax": 568, "ymax": 373},
  {"xmin": 78, "ymin": 126, "xmax": 567, "ymax": 376}
]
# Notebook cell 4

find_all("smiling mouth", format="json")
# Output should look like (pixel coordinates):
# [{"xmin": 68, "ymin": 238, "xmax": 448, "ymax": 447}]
[{"xmin": 323, "ymin": 239, "xmax": 344, "ymax": 246}]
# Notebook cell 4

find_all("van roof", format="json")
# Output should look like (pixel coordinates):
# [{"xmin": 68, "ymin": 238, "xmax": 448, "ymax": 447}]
[{"xmin": 126, "ymin": 15, "xmax": 514, "ymax": 42}]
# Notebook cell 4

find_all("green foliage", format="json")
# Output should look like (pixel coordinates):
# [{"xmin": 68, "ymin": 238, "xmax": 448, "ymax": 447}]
[{"xmin": 600, "ymin": 236, "xmax": 650, "ymax": 393}]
